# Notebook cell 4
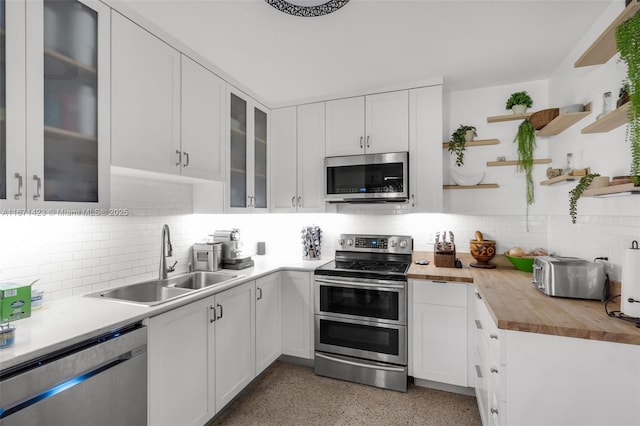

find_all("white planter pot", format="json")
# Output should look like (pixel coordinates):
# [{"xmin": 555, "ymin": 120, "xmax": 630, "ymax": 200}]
[
  {"xmin": 464, "ymin": 130, "xmax": 475, "ymax": 142},
  {"xmin": 512, "ymin": 104, "xmax": 527, "ymax": 115}
]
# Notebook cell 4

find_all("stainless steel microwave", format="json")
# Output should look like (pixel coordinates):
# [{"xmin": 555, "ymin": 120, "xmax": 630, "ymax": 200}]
[{"xmin": 324, "ymin": 152, "xmax": 409, "ymax": 203}]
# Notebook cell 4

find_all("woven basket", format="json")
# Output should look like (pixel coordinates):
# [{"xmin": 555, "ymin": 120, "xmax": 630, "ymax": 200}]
[{"xmin": 529, "ymin": 108, "xmax": 559, "ymax": 130}]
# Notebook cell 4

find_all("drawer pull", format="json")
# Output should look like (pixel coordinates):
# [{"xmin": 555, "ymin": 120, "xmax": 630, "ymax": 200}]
[
  {"xmin": 490, "ymin": 366, "xmax": 499, "ymax": 374},
  {"xmin": 474, "ymin": 365, "xmax": 482, "ymax": 379},
  {"xmin": 490, "ymin": 333, "xmax": 499, "ymax": 340},
  {"xmin": 475, "ymin": 292, "xmax": 482, "ymax": 300},
  {"xmin": 475, "ymin": 320, "xmax": 483, "ymax": 330},
  {"xmin": 432, "ymin": 280, "xmax": 447, "ymax": 284}
]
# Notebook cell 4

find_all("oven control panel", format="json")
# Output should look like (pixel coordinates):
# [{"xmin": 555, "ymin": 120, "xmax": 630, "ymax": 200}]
[{"xmin": 338, "ymin": 234, "xmax": 412, "ymax": 254}]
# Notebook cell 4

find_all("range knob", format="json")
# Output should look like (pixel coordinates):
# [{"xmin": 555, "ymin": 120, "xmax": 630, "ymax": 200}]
[
  {"xmin": 338, "ymin": 239, "xmax": 345, "ymax": 247},
  {"xmin": 399, "ymin": 240, "xmax": 408, "ymax": 249},
  {"xmin": 390, "ymin": 240, "xmax": 397, "ymax": 248},
  {"xmin": 346, "ymin": 239, "xmax": 354, "ymax": 247}
]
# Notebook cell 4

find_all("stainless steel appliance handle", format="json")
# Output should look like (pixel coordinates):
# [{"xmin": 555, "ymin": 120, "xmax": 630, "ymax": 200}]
[
  {"xmin": 32, "ymin": 175, "xmax": 41, "ymax": 200},
  {"xmin": 175, "ymin": 150, "xmax": 182, "ymax": 167},
  {"xmin": 315, "ymin": 352, "xmax": 405, "ymax": 373},
  {"xmin": 14, "ymin": 173, "xmax": 23, "ymax": 200},
  {"xmin": 315, "ymin": 277, "xmax": 406, "ymax": 290}
]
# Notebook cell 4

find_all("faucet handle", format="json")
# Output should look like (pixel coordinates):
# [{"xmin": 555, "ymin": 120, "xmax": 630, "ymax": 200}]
[{"xmin": 168, "ymin": 260, "xmax": 178, "ymax": 273}]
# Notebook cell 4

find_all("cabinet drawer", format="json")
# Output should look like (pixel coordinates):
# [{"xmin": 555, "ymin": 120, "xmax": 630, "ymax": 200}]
[{"xmin": 412, "ymin": 280, "xmax": 467, "ymax": 307}]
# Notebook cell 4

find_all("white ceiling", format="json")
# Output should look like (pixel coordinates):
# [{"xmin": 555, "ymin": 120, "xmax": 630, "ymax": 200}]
[{"xmin": 121, "ymin": 0, "xmax": 614, "ymax": 106}]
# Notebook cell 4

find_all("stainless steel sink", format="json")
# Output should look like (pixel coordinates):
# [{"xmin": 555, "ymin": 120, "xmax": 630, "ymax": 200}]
[
  {"xmin": 87, "ymin": 272, "xmax": 242, "ymax": 306},
  {"xmin": 171, "ymin": 272, "xmax": 239, "ymax": 290}
]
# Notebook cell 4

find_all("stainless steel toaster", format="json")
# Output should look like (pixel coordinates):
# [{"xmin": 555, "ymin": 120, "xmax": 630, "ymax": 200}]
[{"xmin": 531, "ymin": 256, "xmax": 607, "ymax": 300}]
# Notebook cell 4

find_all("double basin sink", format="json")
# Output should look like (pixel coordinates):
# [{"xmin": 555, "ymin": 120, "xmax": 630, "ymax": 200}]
[{"xmin": 88, "ymin": 271, "xmax": 244, "ymax": 306}]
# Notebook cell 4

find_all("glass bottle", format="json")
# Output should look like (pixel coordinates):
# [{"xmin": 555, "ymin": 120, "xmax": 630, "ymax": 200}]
[
  {"xmin": 597, "ymin": 91, "xmax": 612, "ymax": 119},
  {"xmin": 562, "ymin": 153, "xmax": 574, "ymax": 176}
]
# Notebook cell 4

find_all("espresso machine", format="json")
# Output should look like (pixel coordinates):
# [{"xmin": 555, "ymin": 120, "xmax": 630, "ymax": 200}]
[{"xmin": 212, "ymin": 229, "xmax": 254, "ymax": 270}]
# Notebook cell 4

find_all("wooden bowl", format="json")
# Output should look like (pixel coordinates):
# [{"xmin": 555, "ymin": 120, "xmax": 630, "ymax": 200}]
[{"xmin": 470, "ymin": 231, "xmax": 496, "ymax": 269}]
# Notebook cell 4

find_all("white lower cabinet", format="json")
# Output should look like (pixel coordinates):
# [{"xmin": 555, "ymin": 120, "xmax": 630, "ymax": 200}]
[
  {"xmin": 148, "ymin": 297, "xmax": 215, "ymax": 426},
  {"xmin": 256, "ymin": 273, "xmax": 282, "ymax": 374},
  {"xmin": 472, "ymin": 287, "xmax": 640, "ymax": 426},
  {"xmin": 281, "ymin": 271, "xmax": 314, "ymax": 359},
  {"xmin": 148, "ymin": 281, "xmax": 255, "ymax": 426},
  {"xmin": 411, "ymin": 279, "xmax": 468, "ymax": 386},
  {"xmin": 214, "ymin": 281, "xmax": 256, "ymax": 410}
]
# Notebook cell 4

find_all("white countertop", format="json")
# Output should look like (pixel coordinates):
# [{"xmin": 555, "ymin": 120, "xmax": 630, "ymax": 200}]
[{"xmin": 0, "ymin": 255, "xmax": 331, "ymax": 371}]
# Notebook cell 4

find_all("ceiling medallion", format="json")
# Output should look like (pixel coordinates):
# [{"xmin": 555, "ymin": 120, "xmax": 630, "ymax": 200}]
[{"xmin": 265, "ymin": 0, "xmax": 350, "ymax": 17}]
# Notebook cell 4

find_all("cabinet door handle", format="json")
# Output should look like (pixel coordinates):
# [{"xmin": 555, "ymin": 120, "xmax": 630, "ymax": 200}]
[
  {"xmin": 475, "ymin": 292, "xmax": 482, "ymax": 300},
  {"xmin": 183, "ymin": 151, "xmax": 189, "ymax": 167},
  {"xmin": 411, "ymin": 193, "xmax": 415, "ymax": 207},
  {"xmin": 475, "ymin": 320, "xmax": 483, "ymax": 330},
  {"xmin": 297, "ymin": 196, "xmax": 301, "ymax": 207},
  {"xmin": 257, "ymin": 287, "xmax": 263, "ymax": 300},
  {"xmin": 14, "ymin": 173, "xmax": 23, "ymax": 200},
  {"xmin": 366, "ymin": 135, "xmax": 370, "ymax": 148},
  {"xmin": 210, "ymin": 305, "xmax": 216, "ymax": 323},
  {"xmin": 490, "ymin": 333, "xmax": 499, "ymax": 340},
  {"xmin": 474, "ymin": 365, "xmax": 482, "ymax": 379},
  {"xmin": 490, "ymin": 366, "xmax": 499, "ymax": 374},
  {"xmin": 359, "ymin": 136, "xmax": 363, "ymax": 148},
  {"xmin": 291, "ymin": 196, "xmax": 296, "ymax": 208},
  {"xmin": 216, "ymin": 303, "xmax": 223, "ymax": 320},
  {"xmin": 32, "ymin": 175, "xmax": 41, "ymax": 200},
  {"xmin": 490, "ymin": 407, "xmax": 499, "ymax": 415},
  {"xmin": 175, "ymin": 150, "xmax": 182, "ymax": 167}
]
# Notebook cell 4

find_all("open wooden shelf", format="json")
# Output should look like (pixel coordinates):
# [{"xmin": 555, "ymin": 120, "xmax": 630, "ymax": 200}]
[
  {"xmin": 487, "ymin": 159, "xmax": 551, "ymax": 167},
  {"xmin": 44, "ymin": 126, "xmax": 97, "ymax": 143},
  {"xmin": 536, "ymin": 103, "xmax": 592, "ymax": 137},
  {"xmin": 540, "ymin": 175, "xmax": 578, "ymax": 185},
  {"xmin": 581, "ymin": 102, "xmax": 629, "ymax": 134},
  {"xmin": 442, "ymin": 139, "xmax": 499, "ymax": 149},
  {"xmin": 575, "ymin": 0, "xmax": 640, "ymax": 68},
  {"xmin": 443, "ymin": 184, "xmax": 499, "ymax": 190},
  {"xmin": 487, "ymin": 112, "xmax": 532, "ymax": 123},
  {"xmin": 582, "ymin": 183, "xmax": 640, "ymax": 197}
]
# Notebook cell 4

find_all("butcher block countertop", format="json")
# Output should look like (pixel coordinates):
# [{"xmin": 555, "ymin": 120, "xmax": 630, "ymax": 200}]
[{"xmin": 408, "ymin": 251, "xmax": 640, "ymax": 346}]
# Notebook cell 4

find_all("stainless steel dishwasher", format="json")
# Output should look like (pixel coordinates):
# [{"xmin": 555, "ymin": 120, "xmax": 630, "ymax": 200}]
[{"xmin": 0, "ymin": 322, "xmax": 147, "ymax": 426}]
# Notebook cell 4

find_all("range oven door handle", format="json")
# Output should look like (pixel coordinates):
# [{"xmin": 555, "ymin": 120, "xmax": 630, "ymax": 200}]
[
  {"xmin": 314, "ymin": 277, "xmax": 406, "ymax": 290},
  {"xmin": 315, "ymin": 352, "xmax": 406, "ymax": 373}
]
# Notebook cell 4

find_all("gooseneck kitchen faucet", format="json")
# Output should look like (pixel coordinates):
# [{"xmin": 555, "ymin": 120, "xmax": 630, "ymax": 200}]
[{"xmin": 159, "ymin": 224, "xmax": 176, "ymax": 279}]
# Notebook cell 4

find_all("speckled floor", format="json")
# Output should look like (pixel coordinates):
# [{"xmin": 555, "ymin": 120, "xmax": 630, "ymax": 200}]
[{"xmin": 210, "ymin": 361, "xmax": 482, "ymax": 426}]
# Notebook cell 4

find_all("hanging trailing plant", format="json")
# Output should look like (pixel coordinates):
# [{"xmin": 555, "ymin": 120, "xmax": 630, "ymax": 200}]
[
  {"xmin": 569, "ymin": 173, "xmax": 600, "ymax": 224},
  {"xmin": 514, "ymin": 119, "xmax": 536, "ymax": 230},
  {"xmin": 616, "ymin": 12, "xmax": 640, "ymax": 185},
  {"xmin": 448, "ymin": 124, "xmax": 477, "ymax": 167}
]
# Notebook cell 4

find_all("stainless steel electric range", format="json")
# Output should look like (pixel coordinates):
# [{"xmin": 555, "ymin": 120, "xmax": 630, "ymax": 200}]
[{"xmin": 313, "ymin": 233, "xmax": 413, "ymax": 392}]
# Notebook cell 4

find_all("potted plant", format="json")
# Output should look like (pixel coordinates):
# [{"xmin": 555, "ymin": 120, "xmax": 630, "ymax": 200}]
[
  {"xmin": 506, "ymin": 91, "xmax": 534, "ymax": 115},
  {"xmin": 569, "ymin": 173, "xmax": 600, "ymax": 224},
  {"xmin": 514, "ymin": 119, "xmax": 536, "ymax": 230},
  {"xmin": 448, "ymin": 124, "xmax": 477, "ymax": 167},
  {"xmin": 616, "ymin": 13, "xmax": 640, "ymax": 186}
]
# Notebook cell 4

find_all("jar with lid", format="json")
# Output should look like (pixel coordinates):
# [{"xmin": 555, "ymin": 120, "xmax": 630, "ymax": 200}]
[{"xmin": 562, "ymin": 153, "xmax": 574, "ymax": 175}]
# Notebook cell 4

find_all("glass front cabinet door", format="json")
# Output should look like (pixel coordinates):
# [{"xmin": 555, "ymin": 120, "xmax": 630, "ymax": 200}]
[
  {"xmin": 18, "ymin": 0, "xmax": 110, "ymax": 209},
  {"xmin": 227, "ymin": 87, "xmax": 269, "ymax": 212}
]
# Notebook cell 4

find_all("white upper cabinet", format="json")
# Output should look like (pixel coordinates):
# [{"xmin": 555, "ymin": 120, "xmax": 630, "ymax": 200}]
[
  {"xmin": 409, "ymin": 85, "xmax": 443, "ymax": 212},
  {"xmin": 226, "ymin": 86, "xmax": 269, "ymax": 212},
  {"xmin": 270, "ymin": 102, "xmax": 325, "ymax": 213},
  {"xmin": 111, "ymin": 11, "xmax": 180, "ymax": 176},
  {"xmin": 325, "ymin": 91, "xmax": 408, "ymax": 157},
  {"xmin": 325, "ymin": 97, "xmax": 365, "ymax": 156},
  {"xmin": 365, "ymin": 91, "xmax": 409, "ymax": 154},
  {"xmin": 180, "ymin": 55, "xmax": 225, "ymax": 181},
  {"xmin": 2, "ymin": 0, "xmax": 110, "ymax": 210},
  {"xmin": 270, "ymin": 106, "xmax": 297, "ymax": 212}
]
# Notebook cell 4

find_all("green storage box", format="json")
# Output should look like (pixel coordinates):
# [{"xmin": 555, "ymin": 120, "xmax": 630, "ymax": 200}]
[{"xmin": 0, "ymin": 282, "xmax": 32, "ymax": 321}]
